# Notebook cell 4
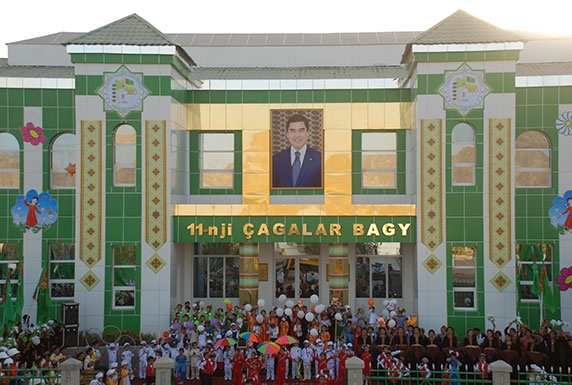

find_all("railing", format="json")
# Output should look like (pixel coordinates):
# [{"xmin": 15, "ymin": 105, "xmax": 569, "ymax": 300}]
[
  {"xmin": 366, "ymin": 368, "xmax": 492, "ymax": 385},
  {"xmin": 0, "ymin": 368, "xmax": 61, "ymax": 384}
]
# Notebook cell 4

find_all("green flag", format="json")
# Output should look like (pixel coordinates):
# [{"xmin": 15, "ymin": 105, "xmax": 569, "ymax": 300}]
[
  {"xmin": 530, "ymin": 245, "xmax": 541, "ymax": 297},
  {"xmin": 14, "ymin": 264, "xmax": 24, "ymax": 323},
  {"xmin": 3, "ymin": 273, "xmax": 16, "ymax": 327},
  {"xmin": 541, "ymin": 266, "xmax": 557, "ymax": 313},
  {"xmin": 33, "ymin": 268, "xmax": 53, "ymax": 324}
]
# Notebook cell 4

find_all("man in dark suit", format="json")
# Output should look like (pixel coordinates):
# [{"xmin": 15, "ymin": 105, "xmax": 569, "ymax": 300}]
[{"xmin": 272, "ymin": 114, "xmax": 322, "ymax": 188}]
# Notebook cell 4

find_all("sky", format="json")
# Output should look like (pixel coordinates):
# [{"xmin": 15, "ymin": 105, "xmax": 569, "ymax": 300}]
[{"xmin": 2, "ymin": 0, "xmax": 572, "ymax": 57}]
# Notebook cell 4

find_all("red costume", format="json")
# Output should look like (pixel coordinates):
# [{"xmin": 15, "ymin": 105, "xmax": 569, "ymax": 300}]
[
  {"xmin": 24, "ymin": 199, "xmax": 40, "ymax": 227},
  {"xmin": 275, "ymin": 352, "xmax": 291, "ymax": 385},
  {"xmin": 232, "ymin": 353, "xmax": 246, "ymax": 385},
  {"xmin": 361, "ymin": 351, "xmax": 372, "ymax": 377}
]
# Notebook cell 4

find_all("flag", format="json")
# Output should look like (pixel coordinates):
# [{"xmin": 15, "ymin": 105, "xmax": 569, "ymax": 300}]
[
  {"xmin": 540, "ymin": 265, "xmax": 557, "ymax": 313},
  {"xmin": 530, "ymin": 247, "xmax": 541, "ymax": 297},
  {"xmin": 14, "ymin": 264, "xmax": 24, "ymax": 323},
  {"xmin": 529, "ymin": 244, "xmax": 556, "ymax": 313},
  {"xmin": 33, "ymin": 268, "xmax": 53, "ymax": 324},
  {"xmin": 3, "ymin": 272, "xmax": 16, "ymax": 327}
]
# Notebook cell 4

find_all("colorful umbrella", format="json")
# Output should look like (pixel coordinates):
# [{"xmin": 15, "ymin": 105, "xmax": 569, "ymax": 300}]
[
  {"xmin": 257, "ymin": 341, "xmax": 280, "ymax": 355},
  {"xmin": 239, "ymin": 332, "xmax": 261, "ymax": 343},
  {"xmin": 214, "ymin": 337, "xmax": 237, "ymax": 348},
  {"xmin": 275, "ymin": 335, "xmax": 298, "ymax": 345}
]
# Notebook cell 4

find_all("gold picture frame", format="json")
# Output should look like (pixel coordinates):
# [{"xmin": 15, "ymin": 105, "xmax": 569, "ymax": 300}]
[{"xmin": 259, "ymin": 263, "xmax": 268, "ymax": 281}]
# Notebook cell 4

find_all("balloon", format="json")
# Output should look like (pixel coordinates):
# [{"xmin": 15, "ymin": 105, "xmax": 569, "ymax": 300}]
[
  {"xmin": 183, "ymin": 322, "xmax": 191, "ymax": 329},
  {"xmin": 226, "ymin": 303, "xmax": 233, "ymax": 310},
  {"xmin": 390, "ymin": 311, "xmax": 397, "ymax": 318},
  {"xmin": 210, "ymin": 319, "xmax": 218, "ymax": 326},
  {"xmin": 305, "ymin": 313, "xmax": 315, "ymax": 322},
  {"xmin": 276, "ymin": 308, "xmax": 284, "ymax": 317},
  {"xmin": 382, "ymin": 309, "xmax": 389, "ymax": 318},
  {"xmin": 284, "ymin": 308, "xmax": 293, "ymax": 317},
  {"xmin": 297, "ymin": 310, "xmax": 305, "ymax": 319},
  {"xmin": 256, "ymin": 314, "xmax": 264, "ymax": 323},
  {"xmin": 223, "ymin": 298, "xmax": 231, "ymax": 305},
  {"xmin": 199, "ymin": 301, "xmax": 205, "ymax": 308},
  {"xmin": 368, "ymin": 298, "xmax": 375, "ymax": 307},
  {"xmin": 387, "ymin": 319, "xmax": 396, "ymax": 328},
  {"xmin": 187, "ymin": 322, "xmax": 195, "ymax": 329},
  {"xmin": 197, "ymin": 325, "xmax": 205, "ymax": 332},
  {"xmin": 278, "ymin": 294, "xmax": 287, "ymax": 303},
  {"xmin": 383, "ymin": 299, "xmax": 389, "ymax": 307},
  {"xmin": 310, "ymin": 328, "xmax": 318, "ymax": 337},
  {"xmin": 257, "ymin": 299, "xmax": 265, "ymax": 307},
  {"xmin": 245, "ymin": 304, "xmax": 252, "ymax": 312},
  {"xmin": 315, "ymin": 304, "xmax": 324, "ymax": 314},
  {"xmin": 335, "ymin": 313, "xmax": 343, "ymax": 321},
  {"xmin": 310, "ymin": 294, "xmax": 319, "ymax": 304},
  {"xmin": 285, "ymin": 300, "xmax": 294, "ymax": 308},
  {"xmin": 163, "ymin": 331, "xmax": 169, "ymax": 338},
  {"xmin": 351, "ymin": 317, "xmax": 358, "ymax": 324},
  {"xmin": 171, "ymin": 323, "xmax": 180, "ymax": 331},
  {"xmin": 236, "ymin": 318, "xmax": 243, "ymax": 325}
]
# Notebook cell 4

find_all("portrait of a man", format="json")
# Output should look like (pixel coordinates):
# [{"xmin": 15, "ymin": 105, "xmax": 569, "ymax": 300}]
[{"xmin": 271, "ymin": 110, "xmax": 323, "ymax": 189}]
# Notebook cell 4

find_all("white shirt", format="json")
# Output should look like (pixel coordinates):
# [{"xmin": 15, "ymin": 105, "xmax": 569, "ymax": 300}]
[{"xmin": 290, "ymin": 145, "xmax": 308, "ymax": 166}]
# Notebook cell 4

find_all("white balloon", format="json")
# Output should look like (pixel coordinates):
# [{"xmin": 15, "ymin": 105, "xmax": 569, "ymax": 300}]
[
  {"xmin": 257, "ymin": 299, "xmax": 265, "ymax": 307},
  {"xmin": 278, "ymin": 294, "xmax": 287, "ymax": 303},
  {"xmin": 197, "ymin": 325, "xmax": 205, "ymax": 332},
  {"xmin": 310, "ymin": 328, "xmax": 318, "ymax": 337},
  {"xmin": 315, "ymin": 304, "xmax": 325, "ymax": 314},
  {"xmin": 199, "ymin": 301, "xmax": 205, "ymax": 308},
  {"xmin": 276, "ymin": 308, "xmax": 284, "ymax": 317},
  {"xmin": 305, "ymin": 313, "xmax": 315, "ymax": 322},
  {"xmin": 284, "ymin": 308, "xmax": 293, "ymax": 317},
  {"xmin": 335, "ymin": 313, "xmax": 343, "ymax": 321},
  {"xmin": 297, "ymin": 310, "xmax": 305, "ymax": 319},
  {"xmin": 389, "ymin": 311, "xmax": 397, "ymax": 318},
  {"xmin": 256, "ymin": 314, "xmax": 264, "ymax": 323},
  {"xmin": 310, "ymin": 294, "xmax": 319, "ymax": 304},
  {"xmin": 245, "ymin": 304, "xmax": 252, "ymax": 312},
  {"xmin": 236, "ymin": 318, "xmax": 243, "ymax": 325},
  {"xmin": 387, "ymin": 319, "xmax": 396, "ymax": 328},
  {"xmin": 285, "ymin": 300, "xmax": 294, "ymax": 308}
]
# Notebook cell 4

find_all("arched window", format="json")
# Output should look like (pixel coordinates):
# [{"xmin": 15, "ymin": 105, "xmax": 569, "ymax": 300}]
[
  {"xmin": 51, "ymin": 133, "xmax": 76, "ymax": 188},
  {"xmin": 114, "ymin": 124, "xmax": 136, "ymax": 186},
  {"xmin": 451, "ymin": 123, "xmax": 475, "ymax": 186},
  {"xmin": 515, "ymin": 131, "xmax": 551, "ymax": 187},
  {"xmin": 0, "ymin": 133, "xmax": 20, "ymax": 188}
]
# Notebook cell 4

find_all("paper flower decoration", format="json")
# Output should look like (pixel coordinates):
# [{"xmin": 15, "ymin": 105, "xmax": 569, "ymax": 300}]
[
  {"xmin": 556, "ymin": 111, "xmax": 572, "ymax": 135},
  {"xmin": 557, "ymin": 266, "xmax": 572, "ymax": 291},
  {"xmin": 487, "ymin": 315, "xmax": 495, "ymax": 323},
  {"xmin": 20, "ymin": 122, "xmax": 46, "ymax": 146}
]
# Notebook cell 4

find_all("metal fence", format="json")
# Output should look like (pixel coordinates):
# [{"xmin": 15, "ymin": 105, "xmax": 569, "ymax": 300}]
[{"xmin": 1, "ymin": 368, "xmax": 61, "ymax": 384}]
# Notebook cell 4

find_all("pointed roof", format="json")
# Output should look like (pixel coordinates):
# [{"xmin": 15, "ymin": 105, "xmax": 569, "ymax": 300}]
[
  {"xmin": 66, "ymin": 13, "xmax": 176, "ymax": 46},
  {"xmin": 410, "ymin": 10, "xmax": 524, "ymax": 45}
]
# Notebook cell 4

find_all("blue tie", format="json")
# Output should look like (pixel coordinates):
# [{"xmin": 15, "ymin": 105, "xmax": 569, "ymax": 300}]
[{"xmin": 292, "ymin": 151, "xmax": 301, "ymax": 186}]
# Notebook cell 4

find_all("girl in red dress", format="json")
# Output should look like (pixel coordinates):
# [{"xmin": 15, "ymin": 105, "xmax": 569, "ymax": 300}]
[
  {"xmin": 275, "ymin": 346, "xmax": 291, "ymax": 385},
  {"xmin": 232, "ymin": 349, "xmax": 246, "ymax": 385},
  {"xmin": 361, "ymin": 345, "xmax": 372, "ymax": 385}
]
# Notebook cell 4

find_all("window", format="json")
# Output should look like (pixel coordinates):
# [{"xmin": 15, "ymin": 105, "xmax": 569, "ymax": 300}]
[
  {"xmin": 355, "ymin": 242, "xmax": 402, "ymax": 298},
  {"xmin": 114, "ymin": 125, "xmax": 137, "ymax": 186},
  {"xmin": 361, "ymin": 132, "xmax": 397, "ymax": 188},
  {"xmin": 451, "ymin": 123, "xmax": 475, "ymax": 185},
  {"xmin": 0, "ymin": 243, "xmax": 19, "ymax": 300},
  {"xmin": 51, "ymin": 134, "xmax": 76, "ymax": 189},
  {"xmin": 516, "ymin": 244, "xmax": 553, "ymax": 302},
  {"xmin": 274, "ymin": 243, "xmax": 320, "ymax": 299},
  {"xmin": 452, "ymin": 246, "xmax": 476, "ymax": 309},
  {"xmin": 193, "ymin": 243, "xmax": 239, "ymax": 298},
  {"xmin": 200, "ymin": 133, "xmax": 234, "ymax": 189},
  {"xmin": 49, "ymin": 243, "xmax": 75, "ymax": 299},
  {"xmin": 112, "ymin": 246, "xmax": 137, "ymax": 309},
  {"xmin": 0, "ymin": 133, "xmax": 20, "ymax": 189},
  {"xmin": 515, "ymin": 131, "xmax": 551, "ymax": 187}
]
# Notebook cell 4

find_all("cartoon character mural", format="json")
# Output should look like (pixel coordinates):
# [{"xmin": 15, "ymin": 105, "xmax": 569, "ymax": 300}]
[
  {"xmin": 548, "ymin": 190, "xmax": 572, "ymax": 233},
  {"xmin": 11, "ymin": 190, "xmax": 58, "ymax": 233}
]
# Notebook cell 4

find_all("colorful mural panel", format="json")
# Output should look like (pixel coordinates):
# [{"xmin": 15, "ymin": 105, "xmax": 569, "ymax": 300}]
[{"xmin": 11, "ymin": 190, "xmax": 58, "ymax": 233}]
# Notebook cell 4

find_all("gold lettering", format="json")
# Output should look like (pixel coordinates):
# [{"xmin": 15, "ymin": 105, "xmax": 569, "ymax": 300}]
[
  {"xmin": 208, "ymin": 225, "xmax": 218, "ymax": 236},
  {"xmin": 302, "ymin": 224, "xmax": 312, "ymax": 236},
  {"xmin": 398, "ymin": 223, "xmax": 411, "ymax": 236},
  {"xmin": 257, "ymin": 223, "xmax": 270, "ymax": 236},
  {"xmin": 315, "ymin": 224, "xmax": 327, "ymax": 236},
  {"xmin": 330, "ymin": 223, "xmax": 342, "ymax": 236},
  {"xmin": 367, "ymin": 223, "xmax": 381, "ymax": 236},
  {"xmin": 353, "ymin": 224, "xmax": 364, "ymax": 236},
  {"xmin": 187, "ymin": 223, "xmax": 195, "ymax": 236},
  {"xmin": 382, "ymin": 223, "xmax": 395, "ymax": 236},
  {"xmin": 228, "ymin": 223, "xmax": 232, "ymax": 236},
  {"xmin": 243, "ymin": 223, "xmax": 254, "ymax": 240},
  {"xmin": 220, "ymin": 223, "xmax": 226, "ymax": 239},
  {"xmin": 273, "ymin": 223, "xmax": 285, "ymax": 236},
  {"xmin": 288, "ymin": 224, "xmax": 300, "ymax": 236}
]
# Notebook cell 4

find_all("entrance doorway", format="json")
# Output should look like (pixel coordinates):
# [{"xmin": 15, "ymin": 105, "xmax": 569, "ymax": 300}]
[{"xmin": 274, "ymin": 243, "xmax": 320, "ymax": 300}]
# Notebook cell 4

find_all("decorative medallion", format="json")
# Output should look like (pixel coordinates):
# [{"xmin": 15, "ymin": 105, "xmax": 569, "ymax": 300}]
[
  {"xmin": 422, "ymin": 254, "xmax": 443, "ymax": 275},
  {"xmin": 438, "ymin": 63, "xmax": 490, "ymax": 116},
  {"xmin": 97, "ymin": 65, "xmax": 149, "ymax": 117},
  {"xmin": 146, "ymin": 254, "xmax": 166, "ymax": 274},
  {"xmin": 556, "ymin": 111, "xmax": 572, "ymax": 136},
  {"xmin": 79, "ymin": 270, "xmax": 101, "ymax": 291},
  {"xmin": 11, "ymin": 190, "xmax": 58, "ymax": 233},
  {"xmin": 490, "ymin": 270, "xmax": 511, "ymax": 292}
]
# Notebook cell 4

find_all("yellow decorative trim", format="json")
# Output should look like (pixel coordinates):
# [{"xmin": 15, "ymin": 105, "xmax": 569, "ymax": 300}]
[
  {"xmin": 145, "ymin": 121, "xmax": 168, "ymax": 252},
  {"xmin": 79, "ymin": 120, "xmax": 103, "ymax": 269},
  {"xmin": 488, "ymin": 118, "xmax": 512, "ymax": 268},
  {"xmin": 420, "ymin": 119, "xmax": 443, "ymax": 251}
]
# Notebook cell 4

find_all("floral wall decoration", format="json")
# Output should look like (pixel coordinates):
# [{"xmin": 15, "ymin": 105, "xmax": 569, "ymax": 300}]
[
  {"xmin": 20, "ymin": 122, "xmax": 46, "ymax": 146},
  {"xmin": 556, "ymin": 112, "xmax": 572, "ymax": 136},
  {"xmin": 548, "ymin": 190, "xmax": 572, "ymax": 233},
  {"xmin": 557, "ymin": 267, "xmax": 572, "ymax": 291},
  {"xmin": 11, "ymin": 189, "xmax": 58, "ymax": 233}
]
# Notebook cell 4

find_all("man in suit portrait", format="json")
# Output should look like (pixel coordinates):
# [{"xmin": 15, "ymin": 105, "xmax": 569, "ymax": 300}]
[{"xmin": 272, "ymin": 114, "xmax": 322, "ymax": 188}]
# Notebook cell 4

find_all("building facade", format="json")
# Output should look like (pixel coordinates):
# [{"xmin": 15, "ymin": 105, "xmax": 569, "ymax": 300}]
[{"xmin": 1, "ymin": 10, "xmax": 572, "ymax": 336}]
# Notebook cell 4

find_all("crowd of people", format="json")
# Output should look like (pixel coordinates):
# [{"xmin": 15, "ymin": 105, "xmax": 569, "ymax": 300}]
[{"xmin": 1, "ymin": 298, "xmax": 572, "ymax": 384}]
